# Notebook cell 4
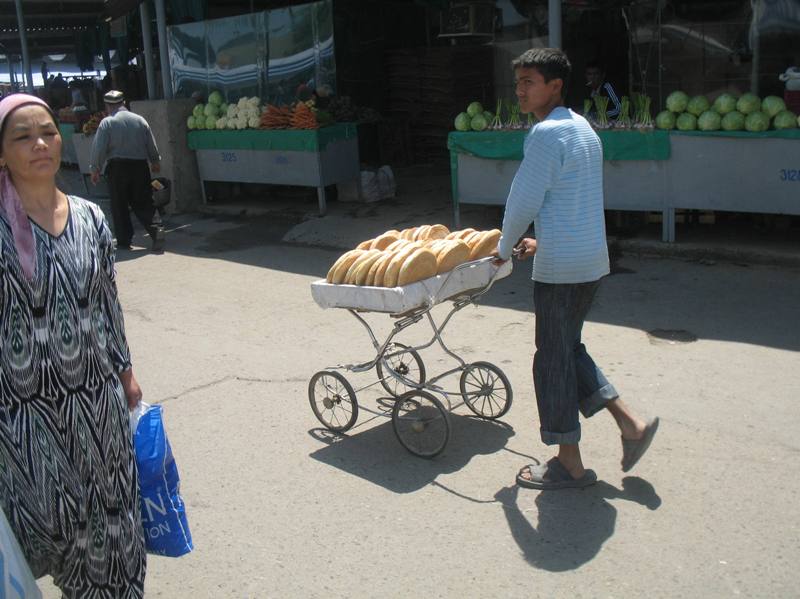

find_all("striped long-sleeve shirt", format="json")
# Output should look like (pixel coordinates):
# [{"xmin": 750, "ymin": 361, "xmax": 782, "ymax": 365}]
[{"xmin": 497, "ymin": 106, "xmax": 610, "ymax": 284}]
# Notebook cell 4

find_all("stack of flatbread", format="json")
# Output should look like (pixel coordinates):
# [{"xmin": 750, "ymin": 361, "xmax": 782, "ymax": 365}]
[{"xmin": 325, "ymin": 225, "xmax": 502, "ymax": 288}]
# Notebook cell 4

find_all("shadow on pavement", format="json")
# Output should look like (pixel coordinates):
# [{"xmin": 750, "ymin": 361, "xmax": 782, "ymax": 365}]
[
  {"xmin": 493, "ymin": 476, "xmax": 661, "ymax": 572},
  {"xmin": 308, "ymin": 411, "xmax": 515, "ymax": 494}
]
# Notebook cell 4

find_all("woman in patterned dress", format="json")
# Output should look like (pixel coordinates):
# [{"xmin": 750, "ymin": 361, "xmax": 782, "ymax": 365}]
[{"xmin": 0, "ymin": 94, "xmax": 146, "ymax": 596}]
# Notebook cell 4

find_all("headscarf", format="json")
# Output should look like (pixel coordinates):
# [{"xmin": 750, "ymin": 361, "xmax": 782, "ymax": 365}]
[{"xmin": 0, "ymin": 93, "xmax": 56, "ymax": 280}]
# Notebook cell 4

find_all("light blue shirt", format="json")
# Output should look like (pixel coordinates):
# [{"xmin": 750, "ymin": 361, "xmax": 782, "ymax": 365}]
[{"xmin": 497, "ymin": 106, "xmax": 610, "ymax": 284}]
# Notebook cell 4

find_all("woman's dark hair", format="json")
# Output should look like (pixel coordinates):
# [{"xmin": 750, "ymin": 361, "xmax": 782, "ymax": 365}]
[{"xmin": 512, "ymin": 48, "xmax": 572, "ymax": 96}]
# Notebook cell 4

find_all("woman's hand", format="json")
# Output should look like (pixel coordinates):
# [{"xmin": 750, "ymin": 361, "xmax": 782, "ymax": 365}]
[{"xmin": 119, "ymin": 369, "xmax": 143, "ymax": 409}]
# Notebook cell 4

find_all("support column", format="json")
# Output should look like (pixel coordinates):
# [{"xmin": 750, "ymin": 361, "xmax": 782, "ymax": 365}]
[
  {"xmin": 154, "ymin": 0, "xmax": 173, "ymax": 99},
  {"xmin": 548, "ymin": 0, "xmax": 562, "ymax": 49},
  {"xmin": 13, "ymin": 0, "xmax": 33, "ymax": 92},
  {"xmin": 140, "ymin": 1, "xmax": 157, "ymax": 99}
]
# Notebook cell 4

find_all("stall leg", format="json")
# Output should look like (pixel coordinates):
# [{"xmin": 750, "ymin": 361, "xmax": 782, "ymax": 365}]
[
  {"xmin": 662, "ymin": 207, "xmax": 675, "ymax": 243},
  {"xmin": 450, "ymin": 151, "xmax": 461, "ymax": 229},
  {"xmin": 317, "ymin": 186, "xmax": 327, "ymax": 216},
  {"xmin": 199, "ymin": 180, "xmax": 208, "ymax": 205}
]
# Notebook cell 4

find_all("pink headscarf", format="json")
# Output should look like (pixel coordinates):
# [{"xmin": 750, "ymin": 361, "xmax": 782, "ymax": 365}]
[{"xmin": 0, "ymin": 93, "xmax": 55, "ymax": 280}]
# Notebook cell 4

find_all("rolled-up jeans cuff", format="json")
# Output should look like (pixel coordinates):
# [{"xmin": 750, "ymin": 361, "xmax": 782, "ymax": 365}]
[
  {"xmin": 540, "ymin": 425, "xmax": 581, "ymax": 446},
  {"xmin": 579, "ymin": 383, "xmax": 619, "ymax": 418}
]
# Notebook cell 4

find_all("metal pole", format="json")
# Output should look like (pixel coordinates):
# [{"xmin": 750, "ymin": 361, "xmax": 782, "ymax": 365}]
[
  {"xmin": 13, "ymin": 0, "xmax": 33, "ymax": 92},
  {"xmin": 140, "ymin": 1, "xmax": 157, "ymax": 99},
  {"xmin": 154, "ymin": 0, "xmax": 173, "ymax": 99},
  {"xmin": 548, "ymin": 0, "xmax": 562, "ymax": 49}
]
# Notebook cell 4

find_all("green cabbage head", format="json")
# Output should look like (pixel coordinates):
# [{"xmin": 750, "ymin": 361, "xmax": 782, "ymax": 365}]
[
  {"xmin": 772, "ymin": 110, "xmax": 797, "ymax": 130},
  {"xmin": 676, "ymin": 112, "xmax": 697, "ymax": 131},
  {"xmin": 744, "ymin": 111, "xmax": 769, "ymax": 132},
  {"xmin": 712, "ymin": 93, "xmax": 737, "ymax": 115},
  {"xmin": 655, "ymin": 110, "xmax": 676, "ymax": 129},
  {"xmin": 698, "ymin": 110, "xmax": 721, "ymax": 131},
  {"xmin": 687, "ymin": 95, "xmax": 710, "ymax": 117},
  {"xmin": 721, "ymin": 111, "xmax": 745, "ymax": 131},
  {"xmin": 761, "ymin": 96, "xmax": 786, "ymax": 118},
  {"xmin": 666, "ymin": 91, "xmax": 689, "ymax": 113},
  {"xmin": 736, "ymin": 93, "xmax": 761, "ymax": 115}
]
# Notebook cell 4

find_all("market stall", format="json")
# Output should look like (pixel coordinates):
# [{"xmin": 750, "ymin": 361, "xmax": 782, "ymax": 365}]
[
  {"xmin": 187, "ymin": 122, "xmax": 359, "ymax": 214},
  {"xmin": 448, "ymin": 129, "xmax": 674, "ymax": 240},
  {"xmin": 447, "ymin": 128, "xmax": 799, "ymax": 242}
]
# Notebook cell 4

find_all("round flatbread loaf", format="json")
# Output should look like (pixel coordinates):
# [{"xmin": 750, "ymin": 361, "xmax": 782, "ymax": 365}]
[
  {"xmin": 356, "ymin": 239, "xmax": 373, "ymax": 250},
  {"xmin": 397, "ymin": 248, "xmax": 438, "ymax": 286},
  {"xmin": 469, "ymin": 229, "xmax": 502, "ymax": 260},
  {"xmin": 463, "ymin": 230, "xmax": 484, "ymax": 248},
  {"xmin": 413, "ymin": 225, "xmax": 432, "ymax": 241},
  {"xmin": 366, "ymin": 252, "xmax": 393, "ymax": 286},
  {"xmin": 428, "ymin": 224, "xmax": 450, "ymax": 240},
  {"xmin": 370, "ymin": 232, "xmax": 399, "ymax": 251},
  {"xmin": 382, "ymin": 245, "xmax": 419, "ymax": 288},
  {"xmin": 330, "ymin": 249, "xmax": 366, "ymax": 284},
  {"xmin": 344, "ymin": 249, "xmax": 381, "ymax": 284},
  {"xmin": 354, "ymin": 251, "xmax": 386, "ymax": 285},
  {"xmin": 373, "ymin": 250, "xmax": 398, "ymax": 287},
  {"xmin": 400, "ymin": 227, "xmax": 418, "ymax": 240},
  {"xmin": 456, "ymin": 228, "xmax": 476, "ymax": 240},
  {"xmin": 436, "ymin": 240, "xmax": 470, "ymax": 273}
]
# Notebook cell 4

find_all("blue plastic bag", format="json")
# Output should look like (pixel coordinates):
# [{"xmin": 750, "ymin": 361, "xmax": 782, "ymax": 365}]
[{"xmin": 131, "ymin": 403, "xmax": 193, "ymax": 557}]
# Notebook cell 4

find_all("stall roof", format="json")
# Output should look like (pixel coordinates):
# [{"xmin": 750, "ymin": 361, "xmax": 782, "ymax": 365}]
[{"xmin": 0, "ymin": 0, "xmax": 143, "ymax": 56}]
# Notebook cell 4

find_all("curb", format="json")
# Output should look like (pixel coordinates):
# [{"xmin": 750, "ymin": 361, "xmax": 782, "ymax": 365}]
[{"xmin": 610, "ymin": 238, "xmax": 800, "ymax": 268}]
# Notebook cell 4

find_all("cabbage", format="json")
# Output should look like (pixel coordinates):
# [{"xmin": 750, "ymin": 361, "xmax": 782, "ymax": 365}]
[
  {"xmin": 454, "ymin": 112, "xmax": 471, "ymax": 131},
  {"xmin": 686, "ymin": 95, "xmax": 710, "ymax": 117},
  {"xmin": 676, "ymin": 112, "xmax": 697, "ymax": 131},
  {"xmin": 467, "ymin": 102, "xmax": 484, "ymax": 118},
  {"xmin": 187, "ymin": 115, "xmax": 196, "ymax": 130},
  {"xmin": 192, "ymin": 104, "xmax": 205, "ymax": 119},
  {"xmin": 744, "ymin": 111, "xmax": 769, "ymax": 132},
  {"xmin": 194, "ymin": 115, "xmax": 205, "ymax": 130},
  {"xmin": 655, "ymin": 110, "xmax": 676, "ymax": 129},
  {"xmin": 205, "ymin": 115, "xmax": 217, "ymax": 129},
  {"xmin": 736, "ymin": 93, "xmax": 761, "ymax": 115},
  {"xmin": 203, "ymin": 103, "xmax": 220, "ymax": 118},
  {"xmin": 772, "ymin": 110, "xmax": 797, "ymax": 130},
  {"xmin": 483, "ymin": 110, "xmax": 493, "ymax": 123},
  {"xmin": 470, "ymin": 113, "xmax": 488, "ymax": 131},
  {"xmin": 721, "ymin": 110, "xmax": 745, "ymax": 131},
  {"xmin": 712, "ymin": 93, "xmax": 737, "ymax": 115},
  {"xmin": 208, "ymin": 90, "xmax": 224, "ymax": 106},
  {"xmin": 666, "ymin": 90, "xmax": 689, "ymax": 113},
  {"xmin": 697, "ymin": 110, "xmax": 721, "ymax": 131},
  {"xmin": 219, "ymin": 102, "xmax": 228, "ymax": 114},
  {"xmin": 761, "ymin": 95, "xmax": 786, "ymax": 118}
]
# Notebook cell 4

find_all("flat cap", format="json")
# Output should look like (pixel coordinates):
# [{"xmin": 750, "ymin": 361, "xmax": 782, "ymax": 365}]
[{"xmin": 103, "ymin": 90, "xmax": 125, "ymax": 104}]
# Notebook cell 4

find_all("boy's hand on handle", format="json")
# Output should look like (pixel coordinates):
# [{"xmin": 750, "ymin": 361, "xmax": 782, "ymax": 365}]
[
  {"xmin": 90, "ymin": 170, "xmax": 100, "ymax": 185},
  {"xmin": 514, "ymin": 238, "xmax": 537, "ymax": 260}
]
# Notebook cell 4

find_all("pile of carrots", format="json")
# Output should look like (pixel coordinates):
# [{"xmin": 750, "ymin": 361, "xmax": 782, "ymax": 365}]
[{"xmin": 259, "ymin": 103, "xmax": 318, "ymax": 130}]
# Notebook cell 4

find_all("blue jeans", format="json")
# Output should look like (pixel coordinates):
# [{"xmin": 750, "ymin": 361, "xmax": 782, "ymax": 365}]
[{"xmin": 533, "ymin": 279, "xmax": 618, "ymax": 445}]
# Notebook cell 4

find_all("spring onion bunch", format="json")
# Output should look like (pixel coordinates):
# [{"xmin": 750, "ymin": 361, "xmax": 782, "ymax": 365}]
[
  {"xmin": 593, "ymin": 95, "xmax": 610, "ymax": 128},
  {"xmin": 617, "ymin": 96, "xmax": 632, "ymax": 128}
]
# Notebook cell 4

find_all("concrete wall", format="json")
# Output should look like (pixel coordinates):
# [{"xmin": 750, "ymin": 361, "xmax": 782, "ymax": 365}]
[{"xmin": 130, "ymin": 99, "xmax": 202, "ymax": 212}]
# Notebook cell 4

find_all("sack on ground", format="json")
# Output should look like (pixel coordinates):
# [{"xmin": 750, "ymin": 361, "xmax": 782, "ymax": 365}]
[
  {"xmin": 130, "ymin": 403, "xmax": 193, "ymax": 557},
  {"xmin": 0, "ymin": 506, "xmax": 42, "ymax": 599}
]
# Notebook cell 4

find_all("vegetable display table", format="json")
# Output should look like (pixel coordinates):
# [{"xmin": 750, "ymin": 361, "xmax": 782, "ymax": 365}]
[
  {"xmin": 69, "ymin": 132, "xmax": 109, "ymax": 197},
  {"xmin": 447, "ymin": 129, "xmax": 799, "ymax": 242},
  {"xmin": 187, "ymin": 123, "xmax": 360, "ymax": 214},
  {"xmin": 59, "ymin": 124, "xmax": 78, "ymax": 165}
]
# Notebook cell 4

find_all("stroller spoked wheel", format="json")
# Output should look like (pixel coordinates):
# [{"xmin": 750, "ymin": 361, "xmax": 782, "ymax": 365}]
[
  {"xmin": 391, "ymin": 390, "xmax": 450, "ymax": 458},
  {"xmin": 308, "ymin": 370, "xmax": 359, "ymax": 432},
  {"xmin": 376, "ymin": 342, "xmax": 426, "ymax": 397},
  {"xmin": 459, "ymin": 361, "xmax": 513, "ymax": 419}
]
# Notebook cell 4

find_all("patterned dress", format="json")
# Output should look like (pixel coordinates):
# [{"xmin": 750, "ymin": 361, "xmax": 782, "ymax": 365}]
[{"xmin": 0, "ymin": 196, "xmax": 146, "ymax": 597}]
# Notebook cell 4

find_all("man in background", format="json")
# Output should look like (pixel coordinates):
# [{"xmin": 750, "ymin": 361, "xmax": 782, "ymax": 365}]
[
  {"xmin": 585, "ymin": 60, "xmax": 621, "ymax": 120},
  {"xmin": 89, "ymin": 90, "xmax": 164, "ymax": 252}
]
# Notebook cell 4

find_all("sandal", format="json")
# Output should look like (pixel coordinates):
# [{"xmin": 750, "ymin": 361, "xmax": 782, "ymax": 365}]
[
  {"xmin": 621, "ymin": 417, "xmax": 660, "ymax": 472},
  {"xmin": 516, "ymin": 458, "xmax": 597, "ymax": 490}
]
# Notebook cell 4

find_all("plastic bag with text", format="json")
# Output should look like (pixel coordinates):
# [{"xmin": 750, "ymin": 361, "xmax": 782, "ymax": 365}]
[{"xmin": 130, "ymin": 403, "xmax": 193, "ymax": 557}]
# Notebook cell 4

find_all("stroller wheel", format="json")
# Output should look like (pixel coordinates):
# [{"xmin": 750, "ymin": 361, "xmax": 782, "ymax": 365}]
[{"xmin": 308, "ymin": 370, "xmax": 359, "ymax": 432}]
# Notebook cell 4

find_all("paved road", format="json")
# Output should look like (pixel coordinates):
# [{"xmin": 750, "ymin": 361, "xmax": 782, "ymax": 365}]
[{"xmin": 37, "ymin": 211, "xmax": 800, "ymax": 598}]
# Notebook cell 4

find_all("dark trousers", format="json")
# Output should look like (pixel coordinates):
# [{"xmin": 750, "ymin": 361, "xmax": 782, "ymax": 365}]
[
  {"xmin": 106, "ymin": 159, "xmax": 158, "ymax": 246},
  {"xmin": 532, "ymin": 279, "xmax": 619, "ymax": 446}
]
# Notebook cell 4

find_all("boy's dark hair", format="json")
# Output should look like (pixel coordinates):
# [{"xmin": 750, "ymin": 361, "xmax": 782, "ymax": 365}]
[{"xmin": 512, "ymin": 48, "xmax": 571, "ymax": 96}]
